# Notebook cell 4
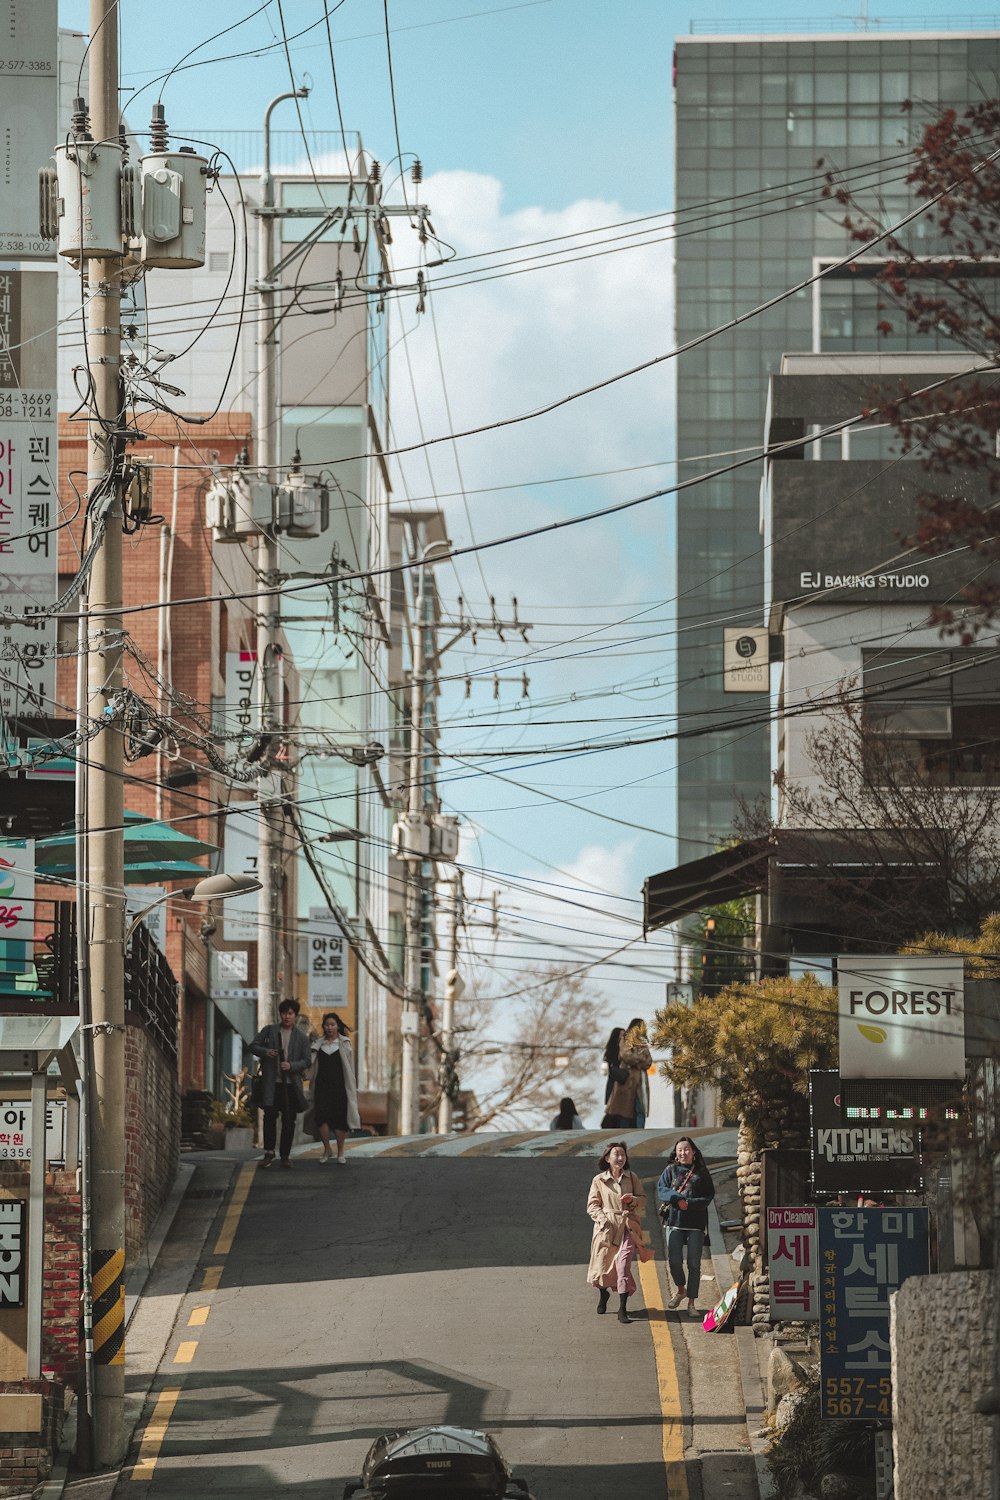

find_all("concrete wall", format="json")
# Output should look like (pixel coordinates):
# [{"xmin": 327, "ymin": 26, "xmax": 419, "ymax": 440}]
[{"xmin": 891, "ymin": 1269, "xmax": 996, "ymax": 1497}]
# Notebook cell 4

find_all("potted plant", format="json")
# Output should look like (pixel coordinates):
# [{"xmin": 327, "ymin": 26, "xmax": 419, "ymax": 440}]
[{"xmin": 208, "ymin": 1068, "xmax": 254, "ymax": 1151}]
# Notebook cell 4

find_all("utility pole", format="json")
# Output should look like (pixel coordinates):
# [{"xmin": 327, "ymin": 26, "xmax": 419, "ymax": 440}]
[
  {"xmin": 437, "ymin": 875, "xmax": 465, "ymax": 1133},
  {"xmin": 84, "ymin": 0, "xmax": 126, "ymax": 1466},
  {"xmin": 400, "ymin": 559, "xmax": 428, "ymax": 1135},
  {"xmin": 255, "ymin": 88, "xmax": 306, "ymax": 1031}
]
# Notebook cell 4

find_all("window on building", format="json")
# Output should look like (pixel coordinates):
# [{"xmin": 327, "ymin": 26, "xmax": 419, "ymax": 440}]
[{"xmin": 863, "ymin": 648, "xmax": 1000, "ymax": 786}]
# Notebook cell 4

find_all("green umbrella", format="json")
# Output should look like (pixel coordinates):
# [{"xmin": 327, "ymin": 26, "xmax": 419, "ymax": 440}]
[
  {"xmin": 38, "ymin": 858, "xmax": 214, "ymax": 886},
  {"xmin": 37, "ymin": 811, "xmax": 218, "ymax": 871}
]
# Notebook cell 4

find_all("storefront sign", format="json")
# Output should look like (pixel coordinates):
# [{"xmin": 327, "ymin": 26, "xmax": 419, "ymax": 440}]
[
  {"xmin": 0, "ymin": 1, "xmax": 57, "ymax": 259},
  {"xmin": 224, "ymin": 650, "xmax": 257, "ymax": 740},
  {"xmin": 838, "ymin": 955, "xmax": 965, "ymax": 1081},
  {"xmin": 0, "ymin": 1201, "xmax": 27, "ymax": 1306},
  {"xmin": 222, "ymin": 808, "xmax": 261, "ymax": 942},
  {"xmin": 307, "ymin": 907, "xmax": 348, "ymax": 1008},
  {"xmin": 767, "ymin": 1207, "xmax": 818, "ymax": 1321},
  {"xmin": 0, "ymin": 1099, "xmax": 66, "ymax": 1162},
  {"xmin": 819, "ymin": 1206, "xmax": 929, "ymax": 1420},
  {"xmin": 723, "ymin": 628, "xmax": 769, "ymax": 692},
  {"xmin": 809, "ymin": 1070, "xmax": 923, "ymax": 1196},
  {"xmin": 0, "ymin": 840, "xmax": 34, "ymax": 945}
]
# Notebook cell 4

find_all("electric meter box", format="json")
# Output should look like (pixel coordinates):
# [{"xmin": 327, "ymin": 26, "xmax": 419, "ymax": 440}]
[
  {"xmin": 278, "ymin": 474, "xmax": 330, "ymax": 538},
  {"xmin": 205, "ymin": 477, "xmax": 232, "ymax": 543},
  {"xmin": 139, "ymin": 148, "xmax": 208, "ymax": 268},
  {"xmin": 430, "ymin": 815, "xmax": 460, "ymax": 861},
  {"xmin": 53, "ymin": 141, "xmax": 124, "ymax": 259},
  {"xmin": 229, "ymin": 473, "xmax": 275, "ymax": 538},
  {"xmin": 392, "ymin": 817, "xmax": 432, "ymax": 860}
]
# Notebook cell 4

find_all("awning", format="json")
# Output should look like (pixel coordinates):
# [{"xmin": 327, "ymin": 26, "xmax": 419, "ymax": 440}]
[{"xmin": 642, "ymin": 839, "xmax": 769, "ymax": 935}]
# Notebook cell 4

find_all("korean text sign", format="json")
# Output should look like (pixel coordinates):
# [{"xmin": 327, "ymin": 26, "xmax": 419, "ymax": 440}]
[
  {"xmin": 767, "ymin": 1207, "xmax": 818, "ymax": 1321},
  {"xmin": 819, "ymin": 1206, "xmax": 929, "ymax": 1420}
]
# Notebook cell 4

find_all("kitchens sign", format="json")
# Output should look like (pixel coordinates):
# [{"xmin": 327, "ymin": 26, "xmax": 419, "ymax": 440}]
[
  {"xmin": 809, "ymin": 1071, "xmax": 923, "ymax": 1196},
  {"xmin": 838, "ymin": 956, "xmax": 964, "ymax": 1081}
]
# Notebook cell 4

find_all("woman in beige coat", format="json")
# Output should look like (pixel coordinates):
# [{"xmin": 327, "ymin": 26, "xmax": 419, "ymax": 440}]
[{"xmin": 586, "ymin": 1140, "xmax": 650, "ymax": 1324}]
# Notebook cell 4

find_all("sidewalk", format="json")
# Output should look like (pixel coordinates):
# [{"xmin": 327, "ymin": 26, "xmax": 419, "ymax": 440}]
[{"xmin": 40, "ymin": 1150, "xmax": 251, "ymax": 1500}]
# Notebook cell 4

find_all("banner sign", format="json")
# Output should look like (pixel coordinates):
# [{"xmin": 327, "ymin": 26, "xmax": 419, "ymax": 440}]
[
  {"xmin": 767, "ymin": 1207, "xmax": 818, "ymax": 1321},
  {"xmin": 0, "ymin": 1099, "xmax": 67, "ymax": 1162},
  {"xmin": 224, "ymin": 650, "xmax": 257, "ymax": 741},
  {"xmin": 0, "ymin": 839, "xmax": 34, "ymax": 945},
  {"xmin": 818, "ymin": 1206, "xmax": 929, "ymax": 1420},
  {"xmin": 723, "ymin": 628, "xmax": 769, "ymax": 693},
  {"xmin": 0, "ymin": 270, "xmax": 58, "ymax": 724},
  {"xmin": 0, "ymin": 1, "xmax": 57, "ymax": 259},
  {"xmin": 222, "ymin": 807, "xmax": 260, "ymax": 942},
  {"xmin": 809, "ymin": 1070, "xmax": 923, "ymax": 1196},
  {"xmin": 0, "ymin": 1200, "xmax": 27, "ymax": 1306},
  {"xmin": 307, "ymin": 906, "xmax": 348, "ymax": 1008},
  {"xmin": 838, "ymin": 955, "xmax": 965, "ymax": 1081}
]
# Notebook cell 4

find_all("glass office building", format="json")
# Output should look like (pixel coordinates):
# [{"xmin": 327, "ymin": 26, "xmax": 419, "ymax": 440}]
[{"xmin": 673, "ymin": 30, "xmax": 1000, "ymax": 858}]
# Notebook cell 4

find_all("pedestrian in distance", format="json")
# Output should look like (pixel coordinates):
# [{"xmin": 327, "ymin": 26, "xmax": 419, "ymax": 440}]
[
  {"xmin": 549, "ymin": 1096, "xmax": 585, "ymax": 1130},
  {"xmin": 586, "ymin": 1140, "xmax": 652, "ymax": 1325},
  {"xmin": 250, "ymin": 998, "xmax": 312, "ymax": 1170},
  {"xmin": 600, "ymin": 1017, "xmax": 652, "ymax": 1129},
  {"xmin": 309, "ymin": 1011, "xmax": 361, "ymax": 1162},
  {"xmin": 656, "ymin": 1136, "xmax": 715, "ymax": 1317}
]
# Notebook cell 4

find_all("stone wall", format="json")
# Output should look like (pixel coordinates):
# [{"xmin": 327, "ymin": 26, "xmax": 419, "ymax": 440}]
[{"xmin": 891, "ymin": 1269, "xmax": 996, "ymax": 1497}]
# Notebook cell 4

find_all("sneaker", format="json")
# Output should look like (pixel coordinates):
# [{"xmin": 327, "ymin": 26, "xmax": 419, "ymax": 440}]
[
  {"xmin": 280, "ymin": 1159, "xmax": 292, "ymax": 1170},
  {"xmin": 667, "ymin": 1287, "xmax": 686, "ymax": 1310},
  {"xmin": 687, "ymin": 1299, "xmax": 698, "ymax": 1318},
  {"xmin": 261, "ymin": 1152, "xmax": 275, "ymax": 1169}
]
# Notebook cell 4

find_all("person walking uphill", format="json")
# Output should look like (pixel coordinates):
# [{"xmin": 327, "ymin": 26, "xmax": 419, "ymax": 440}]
[
  {"xmin": 656, "ymin": 1136, "xmax": 715, "ymax": 1317},
  {"xmin": 310, "ymin": 1011, "xmax": 361, "ymax": 1162},
  {"xmin": 250, "ymin": 998, "xmax": 312, "ymax": 1169},
  {"xmin": 601, "ymin": 1018, "xmax": 652, "ymax": 1129},
  {"xmin": 586, "ymin": 1141, "xmax": 652, "ymax": 1325}
]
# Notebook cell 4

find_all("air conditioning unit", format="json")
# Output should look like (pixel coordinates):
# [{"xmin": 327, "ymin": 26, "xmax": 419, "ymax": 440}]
[
  {"xmin": 392, "ymin": 816, "xmax": 431, "ymax": 859},
  {"xmin": 429, "ymin": 815, "xmax": 460, "ymax": 861}
]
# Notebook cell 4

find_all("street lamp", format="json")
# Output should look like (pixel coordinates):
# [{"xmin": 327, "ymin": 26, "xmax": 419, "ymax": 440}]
[{"xmin": 124, "ymin": 872, "xmax": 262, "ymax": 943}]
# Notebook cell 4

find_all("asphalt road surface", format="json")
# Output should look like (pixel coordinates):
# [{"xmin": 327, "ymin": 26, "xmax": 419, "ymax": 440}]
[{"xmin": 118, "ymin": 1129, "xmax": 758, "ymax": 1500}]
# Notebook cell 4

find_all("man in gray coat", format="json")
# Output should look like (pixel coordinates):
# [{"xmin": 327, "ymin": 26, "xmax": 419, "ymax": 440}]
[{"xmin": 250, "ymin": 998, "xmax": 312, "ymax": 1168}]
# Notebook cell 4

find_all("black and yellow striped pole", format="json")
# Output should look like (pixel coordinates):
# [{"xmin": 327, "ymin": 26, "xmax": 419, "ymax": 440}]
[{"xmin": 91, "ymin": 1249, "xmax": 125, "ymax": 1369}]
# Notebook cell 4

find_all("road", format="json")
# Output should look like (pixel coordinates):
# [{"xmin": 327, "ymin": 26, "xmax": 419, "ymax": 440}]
[{"xmin": 115, "ymin": 1129, "xmax": 758, "ymax": 1500}]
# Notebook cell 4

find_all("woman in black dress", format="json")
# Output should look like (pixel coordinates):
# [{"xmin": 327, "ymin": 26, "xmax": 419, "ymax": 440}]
[{"xmin": 310, "ymin": 1012, "xmax": 361, "ymax": 1163}]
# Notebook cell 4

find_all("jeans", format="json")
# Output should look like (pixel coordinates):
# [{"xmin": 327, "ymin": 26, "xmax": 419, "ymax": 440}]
[
  {"xmin": 666, "ymin": 1226, "xmax": 705, "ymax": 1296},
  {"xmin": 262, "ymin": 1090, "xmax": 297, "ymax": 1159}
]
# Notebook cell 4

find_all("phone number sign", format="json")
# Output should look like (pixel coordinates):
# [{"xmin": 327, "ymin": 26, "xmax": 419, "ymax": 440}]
[{"xmin": 819, "ymin": 1207, "xmax": 929, "ymax": 1420}]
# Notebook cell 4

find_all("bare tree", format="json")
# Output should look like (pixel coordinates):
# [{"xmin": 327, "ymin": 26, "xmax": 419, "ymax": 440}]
[
  {"xmin": 453, "ymin": 963, "xmax": 607, "ymax": 1131},
  {"xmin": 824, "ymin": 98, "xmax": 1000, "ymax": 636},
  {"xmin": 739, "ymin": 688, "xmax": 1000, "ymax": 943}
]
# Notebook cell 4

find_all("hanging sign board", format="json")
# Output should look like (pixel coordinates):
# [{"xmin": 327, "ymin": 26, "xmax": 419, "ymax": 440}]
[
  {"xmin": 723, "ymin": 628, "xmax": 769, "ymax": 692},
  {"xmin": 818, "ymin": 1206, "xmax": 929, "ymax": 1421},
  {"xmin": 767, "ymin": 1207, "xmax": 819, "ymax": 1322},
  {"xmin": 222, "ymin": 808, "xmax": 260, "ymax": 942},
  {"xmin": 838, "ymin": 955, "xmax": 965, "ymax": 1081},
  {"xmin": 809, "ymin": 1070, "xmax": 923, "ymax": 1196},
  {"xmin": 0, "ymin": 1099, "xmax": 66, "ymax": 1162},
  {"xmin": 224, "ymin": 650, "xmax": 258, "ymax": 741},
  {"xmin": 307, "ymin": 906, "xmax": 348, "ymax": 1009},
  {"xmin": 0, "ymin": 840, "xmax": 34, "ymax": 946}
]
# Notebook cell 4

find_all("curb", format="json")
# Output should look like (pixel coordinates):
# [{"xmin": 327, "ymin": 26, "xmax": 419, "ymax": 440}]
[{"xmin": 707, "ymin": 1195, "xmax": 775, "ymax": 1500}]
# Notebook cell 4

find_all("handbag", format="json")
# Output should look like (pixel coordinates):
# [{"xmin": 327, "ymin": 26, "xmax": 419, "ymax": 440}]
[{"xmin": 249, "ymin": 1068, "xmax": 265, "ymax": 1111}]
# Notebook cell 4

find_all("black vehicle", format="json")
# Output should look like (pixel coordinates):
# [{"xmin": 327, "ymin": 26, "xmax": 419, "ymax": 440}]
[{"xmin": 343, "ymin": 1425, "xmax": 537, "ymax": 1500}]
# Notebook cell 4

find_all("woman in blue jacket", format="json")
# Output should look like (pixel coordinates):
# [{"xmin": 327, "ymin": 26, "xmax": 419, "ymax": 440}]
[{"xmin": 656, "ymin": 1136, "xmax": 715, "ymax": 1317}]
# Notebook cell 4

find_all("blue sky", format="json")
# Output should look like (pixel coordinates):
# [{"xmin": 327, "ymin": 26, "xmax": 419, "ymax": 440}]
[{"xmin": 56, "ymin": 0, "xmax": 1000, "ymax": 1038}]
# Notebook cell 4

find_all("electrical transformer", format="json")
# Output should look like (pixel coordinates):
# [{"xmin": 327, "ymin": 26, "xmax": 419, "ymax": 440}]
[
  {"xmin": 139, "ymin": 148, "xmax": 208, "ymax": 269},
  {"xmin": 277, "ymin": 472, "xmax": 330, "ymax": 538}
]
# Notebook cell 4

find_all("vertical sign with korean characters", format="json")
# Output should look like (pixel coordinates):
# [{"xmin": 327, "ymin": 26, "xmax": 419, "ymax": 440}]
[
  {"xmin": 818, "ymin": 1206, "xmax": 929, "ymax": 1420},
  {"xmin": 767, "ymin": 1207, "xmax": 819, "ymax": 1322},
  {"xmin": 0, "ymin": 269, "xmax": 58, "ymax": 724},
  {"xmin": 307, "ymin": 906, "xmax": 348, "ymax": 1009}
]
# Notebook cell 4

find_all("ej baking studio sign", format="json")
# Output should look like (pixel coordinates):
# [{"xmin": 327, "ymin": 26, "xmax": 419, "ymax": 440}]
[{"xmin": 837, "ymin": 955, "xmax": 965, "ymax": 1081}]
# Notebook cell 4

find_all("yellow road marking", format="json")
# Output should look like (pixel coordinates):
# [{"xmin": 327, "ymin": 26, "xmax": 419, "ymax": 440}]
[
  {"xmin": 638, "ymin": 1208, "xmax": 689, "ymax": 1500},
  {"xmin": 130, "ymin": 1386, "xmax": 181, "ymax": 1481},
  {"xmin": 200, "ymin": 1265, "xmax": 222, "ymax": 1292},
  {"xmin": 213, "ymin": 1160, "xmax": 257, "ymax": 1256},
  {"xmin": 173, "ymin": 1341, "xmax": 198, "ymax": 1364},
  {"xmin": 187, "ymin": 1306, "xmax": 210, "ymax": 1327}
]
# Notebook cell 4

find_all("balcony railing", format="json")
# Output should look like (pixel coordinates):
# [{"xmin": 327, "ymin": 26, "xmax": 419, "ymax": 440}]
[{"xmin": 0, "ymin": 900, "xmax": 178, "ymax": 1068}]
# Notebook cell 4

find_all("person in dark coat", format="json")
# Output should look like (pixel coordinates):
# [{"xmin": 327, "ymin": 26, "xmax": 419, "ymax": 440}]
[
  {"xmin": 250, "ymin": 999, "xmax": 312, "ymax": 1169},
  {"xmin": 656, "ymin": 1136, "xmax": 715, "ymax": 1317}
]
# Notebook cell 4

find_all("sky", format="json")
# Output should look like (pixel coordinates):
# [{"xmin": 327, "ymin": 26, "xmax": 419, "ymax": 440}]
[{"xmin": 55, "ymin": 0, "xmax": 1000, "ymax": 1076}]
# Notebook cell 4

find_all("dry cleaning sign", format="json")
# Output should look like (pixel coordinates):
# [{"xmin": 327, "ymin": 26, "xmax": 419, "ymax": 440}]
[{"xmin": 838, "ymin": 955, "xmax": 964, "ymax": 1081}]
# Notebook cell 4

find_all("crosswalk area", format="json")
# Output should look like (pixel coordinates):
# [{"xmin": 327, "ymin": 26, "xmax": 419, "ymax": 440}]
[{"xmin": 333, "ymin": 1126, "xmax": 739, "ymax": 1160}]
